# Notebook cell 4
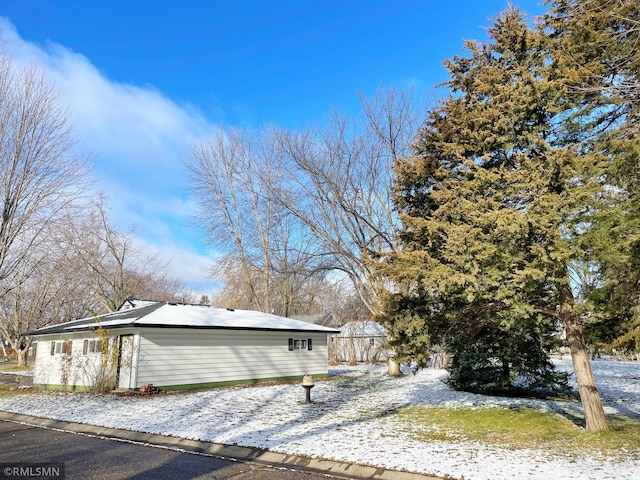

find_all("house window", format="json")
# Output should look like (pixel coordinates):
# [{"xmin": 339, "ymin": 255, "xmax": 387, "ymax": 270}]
[
  {"xmin": 82, "ymin": 339, "xmax": 104, "ymax": 355},
  {"xmin": 288, "ymin": 338, "xmax": 313, "ymax": 351},
  {"xmin": 369, "ymin": 338, "xmax": 375, "ymax": 346},
  {"xmin": 50, "ymin": 341, "xmax": 71, "ymax": 355}
]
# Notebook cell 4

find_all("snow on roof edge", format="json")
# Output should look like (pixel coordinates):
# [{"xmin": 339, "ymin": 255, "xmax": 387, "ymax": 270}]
[{"xmin": 23, "ymin": 302, "xmax": 340, "ymax": 336}]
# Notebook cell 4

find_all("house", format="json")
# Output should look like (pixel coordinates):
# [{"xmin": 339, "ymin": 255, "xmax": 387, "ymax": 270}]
[
  {"xmin": 291, "ymin": 312, "xmax": 342, "ymax": 329},
  {"xmin": 23, "ymin": 300, "xmax": 339, "ymax": 391},
  {"xmin": 333, "ymin": 321, "xmax": 388, "ymax": 364}
]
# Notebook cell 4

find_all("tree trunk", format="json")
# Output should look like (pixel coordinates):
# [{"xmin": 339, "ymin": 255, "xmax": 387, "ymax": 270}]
[
  {"xmin": 16, "ymin": 348, "xmax": 27, "ymax": 367},
  {"xmin": 383, "ymin": 327, "xmax": 402, "ymax": 376},
  {"xmin": 387, "ymin": 350, "xmax": 402, "ymax": 376},
  {"xmin": 559, "ymin": 289, "xmax": 608, "ymax": 431},
  {"xmin": 501, "ymin": 359, "xmax": 511, "ymax": 388}
]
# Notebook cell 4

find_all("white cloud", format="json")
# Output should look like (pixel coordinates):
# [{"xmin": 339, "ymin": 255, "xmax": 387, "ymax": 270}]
[
  {"xmin": 1, "ymin": 18, "xmax": 211, "ymax": 174},
  {"xmin": 0, "ymin": 17, "xmax": 220, "ymax": 290},
  {"xmin": 132, "ymin": 235, "xmax": 220, "ymax": 295}
]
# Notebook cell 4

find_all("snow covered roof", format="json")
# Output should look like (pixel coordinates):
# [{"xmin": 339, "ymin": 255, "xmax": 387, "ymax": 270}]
[
  {"xmin": 23, "ymin": 301, "xmax": 341, "ymax": 336},
  {"xmin": 339, "ymin": 321, "xmax": 386, "ymax": 337},
  {"xmin": 291, "ymin": 312, "xmax": 341, "ymax": 328},
  {"xmin": 117, "ymin": 299, "xmax": 161, "ymax": 311}
]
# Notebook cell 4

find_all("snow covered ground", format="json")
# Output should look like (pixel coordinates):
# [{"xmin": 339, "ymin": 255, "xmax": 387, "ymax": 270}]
[{"xmin": 1, "ymin": 359, "xmax": 639, "ymax": 480}]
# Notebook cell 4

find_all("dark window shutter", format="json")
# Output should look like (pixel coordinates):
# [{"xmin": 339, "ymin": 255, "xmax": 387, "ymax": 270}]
[
  {"xmin": 288, "ymin": 338, "xmax": 294, "ymax": 351},
  {"xmin": 50, "ymin": 342, "xmax": 56, "ymax": 355},
  {"xmin": 308, "ymin": 338, "xmax": 312, "ymax": 351},
  {"xmin": 83, "ymin": 340, "xmax": 88, "ymax": 355}
]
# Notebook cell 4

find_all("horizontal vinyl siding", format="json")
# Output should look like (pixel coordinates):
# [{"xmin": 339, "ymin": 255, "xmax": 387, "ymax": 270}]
[
  {"xmin": 33, "ymin": 336, "xmax": 66, "ymax": 386},
  {"xmin": 136, "ymin": 329, "xmax": 328, "ymax": 388},
  {"xmin": 33, "ymin": 330, "xmax": 137, "ymax": 389}
]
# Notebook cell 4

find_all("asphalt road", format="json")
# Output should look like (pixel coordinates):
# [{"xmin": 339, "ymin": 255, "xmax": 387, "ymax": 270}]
[
  {"xmin": 0, "ymin": 373, "xmax": 32, "ymax": 387},
  {"xmin": 0, "ymin": 374, "xmax": 17, "ymax": 385},
  {"xmin": 0, "ymin": 420, "xmax": 341, "ymax": 479}
]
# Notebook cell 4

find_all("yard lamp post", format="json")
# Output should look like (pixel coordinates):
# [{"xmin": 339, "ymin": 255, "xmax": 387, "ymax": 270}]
[{"xmin": 301, "ymin": 374, "xmax": 315, "ymax": 403}]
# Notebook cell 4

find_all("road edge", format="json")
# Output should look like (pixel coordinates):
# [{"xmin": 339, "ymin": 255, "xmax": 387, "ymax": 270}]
[{"xmin": 0, "ymin": 410, "xmax": 443, "ymax": 480}]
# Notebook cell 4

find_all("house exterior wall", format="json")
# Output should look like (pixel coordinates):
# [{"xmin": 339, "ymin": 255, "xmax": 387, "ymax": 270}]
[
  {"xmin": 135, "ymin": 328, "xmax": 330, "ymax": 389},
  {"xmin": 32, "ymin": 328, "xmax": 331, "ymax": 391},
  {"xmin": 332, "ymin": 335, "xmax": 388, "ymax": 363},
  {"xmin": 33, "ymin": 330, "xmax": 136, "ymax": 390}
]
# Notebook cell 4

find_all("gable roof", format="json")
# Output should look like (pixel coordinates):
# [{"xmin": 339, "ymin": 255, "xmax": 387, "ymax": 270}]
[
  {"xmin": 117, "ymin": 298, "xmax": 162, "ymax": 311},
  {"xmin": 291, "ymin": 312, "xmax": 341, "ymax": 328},
  {"xmin": 23, "ymin": 301, "xmax": 340, "ymax": 336}
]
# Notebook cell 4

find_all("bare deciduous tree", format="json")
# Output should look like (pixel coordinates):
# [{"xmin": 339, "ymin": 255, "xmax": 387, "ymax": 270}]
[
  {"xmin": 0, "ymin": 52, "xmax": 90, "ymax": 364},
  {"xmin": 188, "ymin": 127, "xmax": 329, "ymax": 315},
  {"xmin": 0, "ymin": 53, "xmax": 89, "ymax": 296},
  {"xmin": 274, "ymin": 87, "xmax": 423, "ymax": 374},
  {"xmin": 63, "ymin": 195, "xmax": 188, "ymax": 312},
  {"xmin": 274, "ymin": 87, "xmax": 421, "ymax": 311},
  {"xmin": 0, "ymin": 227, "xmax": 88, "ymax": 365},
  {"xmin": 188, "ymin": 128, "xmax": 276, "ymax": 312},
  {"xmin": 212, "ymin": 254, "xmax": 331, "ymax": 317},
  {"xmin": 188, "ymin": 86, "xmax": 423, "ymax": 375}
]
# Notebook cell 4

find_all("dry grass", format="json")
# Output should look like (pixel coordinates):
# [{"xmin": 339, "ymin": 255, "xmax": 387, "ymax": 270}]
[
  {"xmin": 397, "ymin": 405, "xmax": 640, "ymax": 459},
  {"xmin": 0, "ymin": 361, "xmax": 33, "ymax": 373},
  {"xmin": 0, "ymin": 382, "xmax": 28, "ymax": 398}
]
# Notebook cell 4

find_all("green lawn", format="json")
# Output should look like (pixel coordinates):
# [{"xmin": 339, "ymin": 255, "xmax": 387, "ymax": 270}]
[{"xmin": 397, "ymin": 406, "xmax": 640, "ymax": 459}]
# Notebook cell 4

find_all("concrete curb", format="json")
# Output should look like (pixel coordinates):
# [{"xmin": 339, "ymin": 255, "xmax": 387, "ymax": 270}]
[{"xmin": 0, "ymin": 410, "xmax": 442, "ymax": 480}]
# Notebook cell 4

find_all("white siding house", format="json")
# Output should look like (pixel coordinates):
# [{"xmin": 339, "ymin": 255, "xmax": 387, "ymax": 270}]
[
  {"xmin": 25, "ymin": 301, "xmax": 339, "ymax": 391},
  {"xmin": 333, "ymin": 321, "xmax": 388, "ymax": 364}
]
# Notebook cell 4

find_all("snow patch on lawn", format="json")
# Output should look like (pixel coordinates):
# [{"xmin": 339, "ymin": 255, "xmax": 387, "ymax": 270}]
[{"xmin": 0, "ymin": 359, "xmax": 638, "ymax": 479}]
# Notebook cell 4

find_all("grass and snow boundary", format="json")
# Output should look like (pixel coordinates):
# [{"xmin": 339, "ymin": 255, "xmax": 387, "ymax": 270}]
[{"xmin": 1, "ymin": 358, "xmax": 639, "ymax": 480}]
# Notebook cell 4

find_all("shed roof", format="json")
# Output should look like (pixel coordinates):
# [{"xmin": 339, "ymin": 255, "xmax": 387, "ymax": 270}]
[{"xmin": 23, "ymin": 301, "xmax": 341, "ymax": 336}]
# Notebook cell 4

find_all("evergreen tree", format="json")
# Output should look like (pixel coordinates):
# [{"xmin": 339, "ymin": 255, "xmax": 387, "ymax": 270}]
[
  {"xmin": 375, "ymin": 8, "xmax": 609, "ymax": 430},
  {"xmin": 445, "ymin": 313, "xmax": 568, "ymax": 396},
  {"xmin": 544, "ymin": 0, "xmax": 639, "ymax": 123},
  {"xmin": 544, "ymin": 0, "xmax": 640, "ymax": 356}
]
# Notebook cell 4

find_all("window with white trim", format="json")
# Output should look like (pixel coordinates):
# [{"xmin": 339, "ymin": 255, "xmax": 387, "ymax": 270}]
[
  {"xmin": 82, "ymin": 339, "xmax": 105, "ymax": 355},
  {"xmin": 50, "ymin": 341, "xmax": 71, "ymax": 355}
]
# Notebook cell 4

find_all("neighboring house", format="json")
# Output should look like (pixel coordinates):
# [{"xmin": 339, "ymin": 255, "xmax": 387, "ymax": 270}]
[
  {"xmin": 23, "ymin": 300, "xmax": 339, "ymax": 391},
  {"xmin": 291, "ymin": 313, "xmax": 342, "ymax": 329},
  {"xmin": 333, "ymin": 321, "xmax": 388, "ymax": 364}
]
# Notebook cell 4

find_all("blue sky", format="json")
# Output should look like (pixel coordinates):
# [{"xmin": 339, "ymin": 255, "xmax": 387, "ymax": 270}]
[{"xmin": 0, "ymin": 0, "xmax": 546, "ymax": 294}]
